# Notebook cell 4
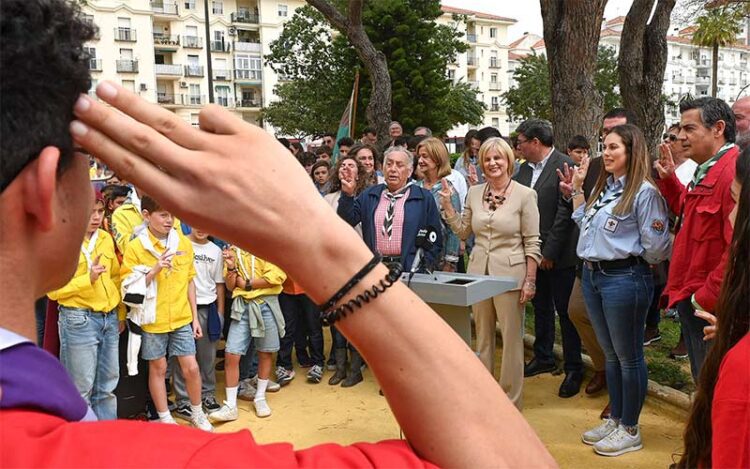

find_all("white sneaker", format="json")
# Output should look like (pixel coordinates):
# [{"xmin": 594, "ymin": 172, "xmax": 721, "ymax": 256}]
[
  {"xmin": 158, "ymin": 415, "xmax": 178, "ymax": 425},
  {"xmin": 208, "ymin": 402, "xmax": 239, "ymax": 423},
  {"xmin": 253, "ymin": 398, "xmax": 272, "ymax": 418},
  {"xmin": 582, "ymin": 418, "xmax": 619, "ymax": 445},
  {"xmin": 593, "ymin": 425, "xmax": 643, "ymax": 456},
  {"xmin": 190, "ymin": 409, "xmax": 215, "ymax": 432}
]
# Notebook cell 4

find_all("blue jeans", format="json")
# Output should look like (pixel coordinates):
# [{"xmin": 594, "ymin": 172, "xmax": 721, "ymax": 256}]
[
  {"xmin": 58, "ymin": 306, "xmax": 120, "ymax": 420},
  {"xmin": 677, "ymin": 298, "xmax": 712, "ymax": 382},
  {"xmin": 582, "ymin": 264, "xmax": 653, "ymax": 426}
]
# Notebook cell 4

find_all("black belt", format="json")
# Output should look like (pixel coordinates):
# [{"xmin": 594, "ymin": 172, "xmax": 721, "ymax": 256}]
[
  {"xmin": 584, "ymin": 256, "xmax": 647, "ymax": 272},
  {"xmin": 381, "ymin": 256, "xmax": 402, "ymax": 267}
]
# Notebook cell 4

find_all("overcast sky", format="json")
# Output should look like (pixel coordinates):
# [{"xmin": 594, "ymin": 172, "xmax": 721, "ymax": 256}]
[{"xmin": 441, "ymin": 0, "xmax": 668, "ymax": 41}]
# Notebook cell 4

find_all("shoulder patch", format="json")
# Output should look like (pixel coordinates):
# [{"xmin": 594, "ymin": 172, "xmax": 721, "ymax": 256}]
[{"xmin": 651, "ymin": 219, "xmax": 665, "ymax": 233}]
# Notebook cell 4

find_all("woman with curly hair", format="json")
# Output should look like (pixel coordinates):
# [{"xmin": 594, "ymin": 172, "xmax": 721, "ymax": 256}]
[
  {"xmin": 350, "ymin": 143, "xmax": 384, "ymax": 188},
  {"xmin": 677, "ymin": 147, "xmax": 750, "ymax": 468}
]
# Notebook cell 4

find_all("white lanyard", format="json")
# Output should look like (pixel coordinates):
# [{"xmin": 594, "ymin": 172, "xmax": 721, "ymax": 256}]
[
  {"xmin": 138, "ymin": 228, "xmax": 179, "ymax": 260},
  {"xmin": 235, "ymin": 247, "xmax": 255, "ymax": 281},
  {"xmin": 81, "ymin": 230, "xmax": 99, "ymax": 269}
]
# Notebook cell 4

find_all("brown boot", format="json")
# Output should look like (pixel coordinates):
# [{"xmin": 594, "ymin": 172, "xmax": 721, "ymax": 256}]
[{"xmin": 585, "ymin": 371, "xmax": 607, "ymax": 395}]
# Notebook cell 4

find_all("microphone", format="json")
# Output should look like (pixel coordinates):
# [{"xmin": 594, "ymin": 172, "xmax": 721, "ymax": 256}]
[{"xmin": 410, "ymin": 226, "xmax": 438, "ymax": 274}]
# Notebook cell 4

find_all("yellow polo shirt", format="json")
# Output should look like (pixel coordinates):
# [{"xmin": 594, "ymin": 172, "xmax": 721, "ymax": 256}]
[
  {"xmin": 111, "ymin": 202, "xmax": 182, "ymax": 254},
  {"xmin": 121, "ymin": 229, "xmax": 195, "ymax": 334},
  {"xmin": 225, "ymin": 249, "xmax": 286, "ymax": 302},
  {"xmin": 48, "ymin": 229, "xmax": 124, "ymax": 319}
]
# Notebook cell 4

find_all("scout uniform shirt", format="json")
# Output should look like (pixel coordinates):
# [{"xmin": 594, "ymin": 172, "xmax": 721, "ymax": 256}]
[
  {"xmin": 47, "ymin": 229, "xmax": 123, "ymax": 319},
  {"xmin": 121, "ymin": 228, "xmax": 195, "ymax": 334},
  {"xmin": 226, "ymin": 248, "xmax": 286, "ymax": 301},
  {"xmin": 111, "ymin": 199, "xmax": 182, "ymax": 255}
]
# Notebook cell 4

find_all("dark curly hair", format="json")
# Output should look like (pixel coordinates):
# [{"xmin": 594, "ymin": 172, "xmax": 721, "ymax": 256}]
[{"xmin": 1, "ymin": 0, "xmax": 96, "ymax": 192}]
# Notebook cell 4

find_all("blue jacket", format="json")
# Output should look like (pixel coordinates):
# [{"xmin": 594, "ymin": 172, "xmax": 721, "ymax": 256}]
[{"xmin": 338, "ymin": 184, "xmax": 443, "ymax": 272}]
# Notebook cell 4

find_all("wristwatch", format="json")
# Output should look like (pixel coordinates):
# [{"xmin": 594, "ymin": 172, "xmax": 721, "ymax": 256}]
[
  {"xmin": 244, "ymin": 279, "xmax": 253, "ymax": 291},
  {"xmin": 227, "ymin": 267, "xmax": 237, "ymax": 272}
]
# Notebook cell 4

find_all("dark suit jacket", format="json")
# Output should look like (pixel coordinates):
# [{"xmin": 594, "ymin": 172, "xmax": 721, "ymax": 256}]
[{"xmin": 514, "ymin": 149, "xmax": 578, "ymax": 269}]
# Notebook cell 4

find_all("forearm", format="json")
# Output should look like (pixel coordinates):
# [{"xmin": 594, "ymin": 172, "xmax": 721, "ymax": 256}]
[
  {"xmin": 525, "ymin": 258, "xmax": 538, "ymax": 282},
  {"xmin": 307, "ymin": 230, "xmax": 554, "ymax": 467},
  {"xmin": 216, "ymin": 283, "xmax": 225, "ymax": 314},
  {"xmin": 225, "ymin": 272, "xmax": 238, "ymax": 291},
  {"xmin": 188, "ymin": 281, "xmax": 198, "ymax": 318},
  {"xmin": 145, "ymin": 269, "xmax": 158, "ymax": 286}
]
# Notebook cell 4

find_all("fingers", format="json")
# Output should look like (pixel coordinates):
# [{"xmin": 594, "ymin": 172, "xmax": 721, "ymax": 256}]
[
  {"xmin": 556, "ymin": 168, "xmax": 564, "ymax": 182},
  {"xmin": 694, "ymin": 310, "xmax": 716, "ymax": 324},
  {"xmin": 90, "ymin": 81, "xmax": 207, "ymax": 150},
  {"xmin": 198, "ymin": 105, "xmax": 248, "ymax": 135},
  {"xmin": 94, "ymin": 254, "xmax": 102, "ymax": 265}
]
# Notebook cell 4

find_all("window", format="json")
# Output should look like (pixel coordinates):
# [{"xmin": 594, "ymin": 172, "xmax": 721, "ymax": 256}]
[
  {"xmin": 447, "ymin": 69, "xmax": 455, "ymax": 82},
  {"xmin": 189, "ymin": 84, "xmax": 201, "ymax": 104},
  {"xmin": 188, "ymin": 54, "xmax": 199, "ymax": 66},
  {"xmin": 122, "ymin": 80, "xmax": 135, "ymax": 92},
  {"xmin": 278, "ymin": 4, "xmax": 288, "ymax": 17},
  {"xmin": 184, "ymin": 0, "xmax": 195, "ymax": 9},
  {"xmin": 490, "ymin": 28, "xmax": 497, "ymax": 38},
  {"xmin": 212, "ymin": 1, "xmax": 223, "ymax": 14},
  {"xmin": 186, "ymin": 25, "xmax": 198, "ymax": 36},
  {"xmin": 154, "ymin": 53, "xmax": 166, "ymax": 65},
  {"xmin": 120, "ymin": 48, "xmax": 133, "ymax": 59},
  {"xmin": 235, "ymin": 54, "xmax": 262, "ymax": 79},
  {"xmin": 215, "ymin": 86, "xmax": 231, "ymax": 106},
  {"xmin": 490, "ymin": 74, "xmax": 497, "ymax": 83},
  {"xmin": 492, "ymin": 117, "xmax": 500, "ymax": 127}
]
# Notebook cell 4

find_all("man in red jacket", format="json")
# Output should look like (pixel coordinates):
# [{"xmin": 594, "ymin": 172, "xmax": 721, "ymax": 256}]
[{"xmin": 654, "ymin": 97, "xmax": 738, "ymax": 382}]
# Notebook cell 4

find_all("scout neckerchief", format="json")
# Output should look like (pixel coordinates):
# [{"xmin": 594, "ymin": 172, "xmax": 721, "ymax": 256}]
[
  {"xmin": 81, "ymin": 229, "xmax": 100, "ymax": 269},
  {"xmin": 138, "ymin": 227, "xmax": 179, "ymax": 260},
  {"xmin": 234, "ymin": 247, "xmax": 255, "ymax": 282},
  {"xmin": 382, "ymin": 182, "xmax": 413, "ymax": 239},
  {"xmin": 583, "ymin": 179, "xmax": 623, "ymax": 233}
]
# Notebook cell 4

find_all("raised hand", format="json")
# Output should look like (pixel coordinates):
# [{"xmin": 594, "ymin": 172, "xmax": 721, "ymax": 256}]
[
  {"xmin": 89, "ymin": 254, "xmax": 106, "ymax": 284},
  {"xmin": 571, "ymin": 155, "xmax": 589, "ymax": 191},
  {"xmin": 341, "ymin": 173, "xmax": 357, "ymax": 196},
  {"xmin": 438, "ymin": 178, "xmax": 454, "ymax": 209},
  {"xmin": 694, "ymin": 310, "xmax": 717, "ymax": 341},
  {"xmin": 654, "ymin": 143, "xmax": 676, "ymax": 179},
  {"xmin": 222, "ymin": 248, "xmax": 236, "ymax": 270},
  {"xmin": 557, "ymin": 162, "xmax": 574, "ymax": 198},
  {"xmin": 467, "ymin": 164, "xmax": 479, "ymax": 186},
  {"xmin": 151, "ymin": 251, "xmax": 174, "ymax": 276}
]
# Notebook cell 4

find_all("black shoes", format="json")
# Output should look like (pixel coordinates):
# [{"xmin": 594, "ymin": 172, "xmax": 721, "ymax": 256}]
[
  {"xmin": 524, "ymin": 358, "xmax": 557, "ymax": 377},
  {"xmin": 558, "ymin": 371, "xmax": 584, "ymax": 398}
]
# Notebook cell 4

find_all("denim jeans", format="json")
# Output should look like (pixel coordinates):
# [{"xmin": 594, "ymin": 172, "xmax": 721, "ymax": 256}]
[
  {"xmin": 677, "ymin": 298, "xmax": 713, "ymax": 382},
  {"xmin": 58, "ymin": 306, "xmax": 120, "ymax": 420},
  {"xmin": 35, "ymin": 297, "xmax": 47, "ymax": 347},
  {"xmin": 582, "ymin": 264, "xmax": 653, "ymax": 426},
  {"xmin": 331, "ymin": 325, "xmax": 349, "ymax": 349},
  {"xmin": 532, "ymin": 266, "xmax": 582, "ymax": 372}
]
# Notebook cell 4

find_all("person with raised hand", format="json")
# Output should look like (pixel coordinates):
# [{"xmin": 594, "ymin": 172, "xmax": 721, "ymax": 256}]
[{"xmin": 0, "ymin": 4, "xmax": 555, "ymax": 461}]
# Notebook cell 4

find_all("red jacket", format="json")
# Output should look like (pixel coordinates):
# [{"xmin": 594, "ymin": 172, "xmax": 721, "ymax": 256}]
[
  {"xmin": 712, "ymin": 333, "xmax": 750, "ymax": 468},
  {"xmin": 1, "ymin": 410, "xmax": 435, "ymax": 468},
  {"xmin": 656, "ymin": 146, "xmax": 738, "ymax": 311}
]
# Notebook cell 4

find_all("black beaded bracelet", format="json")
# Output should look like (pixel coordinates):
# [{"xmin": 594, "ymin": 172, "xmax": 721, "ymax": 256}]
[
  {"xmin": 317, "ymin": 253, "xmax": 382, "ymax": 312},
  {"xmin": 320, "ymin": 262, "xmax": 403, "ymax": 326}
]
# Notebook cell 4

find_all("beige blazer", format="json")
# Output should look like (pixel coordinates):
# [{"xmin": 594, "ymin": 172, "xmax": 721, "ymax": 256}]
[{"xmin": 445, "ymin": 181, "xmax": 542, "ymax": 290}]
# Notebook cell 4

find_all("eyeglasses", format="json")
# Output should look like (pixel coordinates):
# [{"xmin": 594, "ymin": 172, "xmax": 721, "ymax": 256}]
[
  {"xmin": 515, "ymin": 137, "xmax": 529, "ymax": 148},
  {"xmin": 662, "ymin": 134, "xmax": 677, "ymax": 142}
]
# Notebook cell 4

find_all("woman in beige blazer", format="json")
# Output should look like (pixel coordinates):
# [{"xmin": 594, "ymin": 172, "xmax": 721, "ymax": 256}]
[{"xmin": 439, "ymin": 137, "xmax": 541, "ymax": 409}]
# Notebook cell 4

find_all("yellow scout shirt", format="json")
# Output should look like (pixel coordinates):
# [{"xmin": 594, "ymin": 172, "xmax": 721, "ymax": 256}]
[
  {"xmin": 47, "ymin": 229, "xmax": 124, "ymax": 319},
  {"xmin": 111, "ymin": 203, "xmax": 182, "ymax": 254},
  {"xmin": 121, "ymin": 229, "xmax": 196, "ymax": 333},
  {"xmin": 225, "ymin": 248, "xmax": 286, "ymax": 302}
]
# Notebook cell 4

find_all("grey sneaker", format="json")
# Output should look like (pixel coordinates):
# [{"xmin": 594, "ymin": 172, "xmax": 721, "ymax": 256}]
[
  {"xmin": 208, "ymin": 402, "xmax": 239, "ymax": 423},
  {"xmin": 275, "ymin": 366, "xmax": 295, "ymax": 386},
  {"xmin": 593, "ymin": 425, "xmax": 643, "ymax": 456},
  {"xmin": 238, "ymin": 378, "xmax": 257, "ymax": 401},
  {"xmin": 582, "ymin": 418, "xmax": 619, "ymax": 445},
  {"xmin": 307, "ymin": 365, "xmax": 323, "ymax": 383},
  {"xmin": 250, "ymin": 375, "xmax": 281, "ymax": 393}
]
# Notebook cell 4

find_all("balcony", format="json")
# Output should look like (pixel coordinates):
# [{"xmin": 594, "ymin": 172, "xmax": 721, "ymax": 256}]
[
  {"xmin": 182, "ymin": 35, "xmax": 203, "ymax": 49},
  {"xmin": 153, "ymin": 34, "xmax": 180, "ymax": 49},
  {"xmin": 672, "ymin": 76, "xmax": 685, "ymax": 84},
  {"xmin": 489, "ymin": 59, "xmax": 501, "ymax": 69},
  {"xmin": 114, "ymin": 28, "xmax": 137, "ymax": 42},
  {"xmin": 729, "ymin": 78, "xmax": 738, "ymax": 85},
  {"xmin": 489, "ymin": 82, "xmax": 502, "ymax": 91},
  {"xmin": 231, "ymin": 11, "xmax": 260, "ymax": 24},
  {"xmin": 151, "ymin": 1, "xmax": 178, "ymax": 15},
  {"xmin": 212, "ymin": 68, "xmax": 232, "ymax": 81},
  {"xmin": 467, "ymin": 33, "xmax": 477, "ymax": 43},
  {"xmin": 490, "ymin": 104, "xmax": 500, "ymax": 112},
  {"xmin": 216, "ymin": 97, "xmax": 235, "ymax": 107},
  {"xmin": 467, "ymin": 80, "xmax": 480, "ymax": 90},
  {"xmin": 185, "ymin": 94, "xmax": 205, "ymax": 106},
  {"xmin": 184, "ymin": 65, "xmax": 204, "ymax": 77},
  {"xmin": 467, "ymin": 55, "xmax": 477, "ymax": 67},
  {"xmin": 237, "ymin": 98, "xmax": 262, "ymax": 108},
  {"xmin": 88, "ymin": 58, "xmax": 102, "ymax": 71},
  {"xmin": 157, "ymin": 92, "xmax": 178, "ymax": 105},
  {"xmin": 234, "ymin": 41, "xmax": 262, "ymax": 53},
  {"xmin": 116, "ymin": 59, "xmax": 139, "ymax": 73},
  {"xmin": 685, "ymin": 76, "xmax": 695, "ymax": 84},
  {"xmin": 155, "ymin": 63, "xmax": 183, "ymax": 78},
  {"xmin": 234, "ymin": 69, "xmax": 262, "ymax": 82},
  {"xmin": 210, "ymin": 40, "xmax": 230, "ymax": 53}
]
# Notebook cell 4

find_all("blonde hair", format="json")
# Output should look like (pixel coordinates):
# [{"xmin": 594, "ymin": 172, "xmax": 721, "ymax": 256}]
[
  {"xmin": 586, "ymin": 124, "xmax": 654, "ymax": 216},
  {"xmin": 416, "ymin": 137, "xmax": 452, "ymax": 179},
  {"xmin": 479, "ymin": 137, "xmax": 515, "ymax": 178}
]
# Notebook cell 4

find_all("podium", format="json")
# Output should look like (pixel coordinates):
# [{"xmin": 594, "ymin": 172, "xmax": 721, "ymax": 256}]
[{"xmin": 401, "ymin": 272, "xmax": 517, "ymax": 345}]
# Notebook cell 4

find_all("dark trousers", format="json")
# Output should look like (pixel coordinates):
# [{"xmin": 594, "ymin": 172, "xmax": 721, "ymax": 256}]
[
  {"xmin": 35, "ymin": 297, "xmax": 48, "ymax": 347},
  {"xmin": 532, "ymin": 266, "xmax": 582, "ymax": 372},
  {"xmin": 645, "ymin": 283, "xmax": 665, "ymax": 329},
  {"xmin": 277, "ymin": 292, "xmax": 323, "ymax": 368},
  {"xmin": 677, "ymin": 298, "xmax": 713, "ymax": 382},
  {"xmin": 331, "ymin": 325, "xmax": 348, "ymax": 349}
]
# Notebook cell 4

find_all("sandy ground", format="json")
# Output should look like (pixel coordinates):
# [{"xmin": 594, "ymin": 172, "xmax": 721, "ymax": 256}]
[{"xmin": 189, "ymin": 336, "xmax": 687, "ymax": 468}]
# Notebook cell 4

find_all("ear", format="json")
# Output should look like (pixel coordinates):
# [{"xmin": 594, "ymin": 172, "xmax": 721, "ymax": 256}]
[
  {"xmin": 22, "ymin": 147, "xmax": 61, "ymax": 232},
  {"xmin": 713, "ymin": 120, "xmax": 727, "ymax": 138}
]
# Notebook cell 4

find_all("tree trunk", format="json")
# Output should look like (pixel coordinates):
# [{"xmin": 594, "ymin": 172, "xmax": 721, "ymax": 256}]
[
  {"xmin": 306, "ymin": 0, "xmax": 392, "ymax": 147},
  {"xmin": 619, "ymin": 0, "xmax": 676, "ymax": 159},
  {"xmin": 712, "ymin": 44, "xmax": 719, "ymax": 97},
  {"xmin": 540, "ymin": 0, "xmax": 607, "ymax": 151}
]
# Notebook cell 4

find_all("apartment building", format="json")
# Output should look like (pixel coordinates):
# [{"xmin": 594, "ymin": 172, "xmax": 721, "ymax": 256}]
[
  {"xmin": 439, "ymin": 6, "xmax": 517, "ymax": 137},
  {"xmin": 81, "ymin": 0, "xmax": 303, "ymax": 128}
]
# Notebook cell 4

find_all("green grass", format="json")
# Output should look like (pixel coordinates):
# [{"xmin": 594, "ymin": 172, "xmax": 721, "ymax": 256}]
[{"xmin": 524, "ymin": 305, "xmax": 694, "ymax": 393}]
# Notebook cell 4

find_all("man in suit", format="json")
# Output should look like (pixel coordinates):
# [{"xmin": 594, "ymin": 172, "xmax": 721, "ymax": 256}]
[{"xmin": 513, "ymin": 119, "xmax": 583, "ymax": 398}]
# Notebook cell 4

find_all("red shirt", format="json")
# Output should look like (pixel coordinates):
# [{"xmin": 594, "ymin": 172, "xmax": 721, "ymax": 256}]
[
  {"xmin": 656, "ymin": 146, "xmax": 738, "ymax": 311},
  {"xmin": 1, "ymin": 410, "xmax": 436, "ymax": 468},
  {"xmin": 712, "ymin": 333, "xmax": 750, "ymax": 468}
]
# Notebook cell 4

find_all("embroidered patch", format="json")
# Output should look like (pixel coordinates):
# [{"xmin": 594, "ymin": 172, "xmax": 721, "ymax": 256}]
[
  {"xmin": 603, "ymin": 218, "xmax": 619, "ymax": 233},
  {"xmin": 651, "ymin": 219, "xmax": 665, "ymax": 233}
]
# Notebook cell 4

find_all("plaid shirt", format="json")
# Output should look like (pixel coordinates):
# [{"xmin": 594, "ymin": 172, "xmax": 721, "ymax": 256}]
[{"xmin": 374, "ymin": 188, "xmax": 410, "ymax": 256}]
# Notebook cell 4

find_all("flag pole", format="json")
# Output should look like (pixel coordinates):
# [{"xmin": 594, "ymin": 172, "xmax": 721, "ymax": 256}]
[{"xmin": 350, "ymin": 70, "xmax": 360, "ymax": 138}]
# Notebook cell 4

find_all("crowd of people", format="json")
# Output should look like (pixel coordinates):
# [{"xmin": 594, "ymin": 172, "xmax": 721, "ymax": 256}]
[{"xmin": 2, "ymin": 1, "xmax": 749, "ymax": 467}]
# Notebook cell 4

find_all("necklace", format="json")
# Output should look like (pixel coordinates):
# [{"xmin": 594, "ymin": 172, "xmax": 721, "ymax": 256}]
[{"xmin": 484, "ymin": 179, "xmax": 512, "ymax": 211}]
